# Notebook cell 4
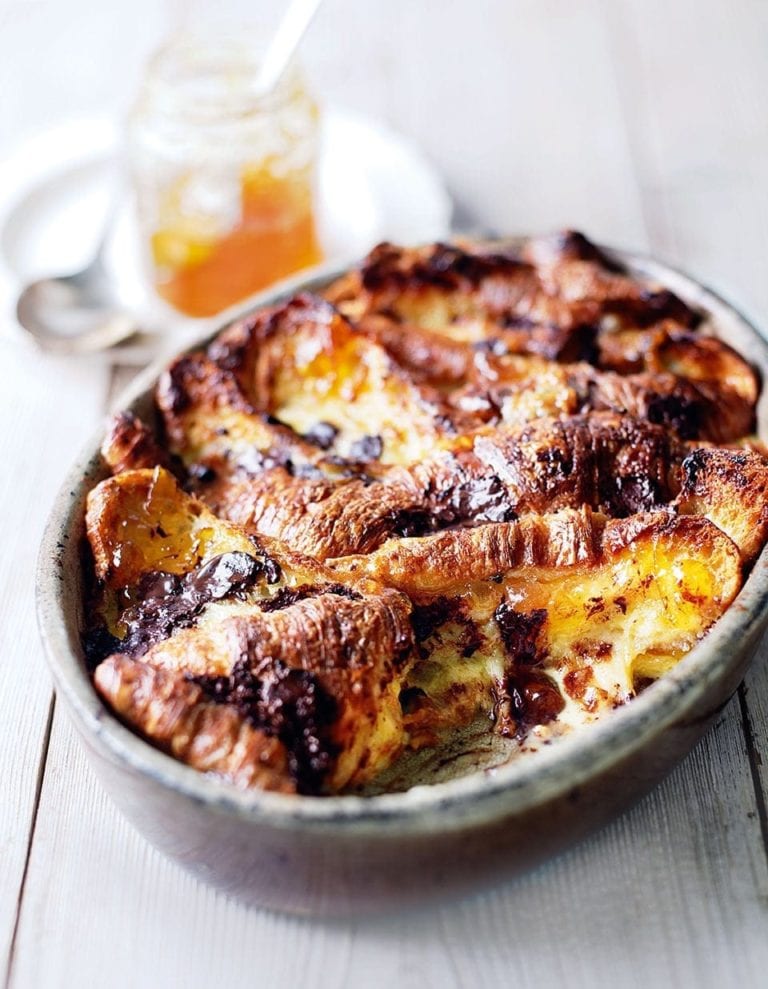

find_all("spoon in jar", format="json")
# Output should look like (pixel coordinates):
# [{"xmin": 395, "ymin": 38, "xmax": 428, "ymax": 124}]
[
  {"xmin": 255, "ymin": 0, "xmax": 324, "ymax": 96},
  {"xmin": 15, "ymin": 0, "xmax": 324, "ymax": 356}
]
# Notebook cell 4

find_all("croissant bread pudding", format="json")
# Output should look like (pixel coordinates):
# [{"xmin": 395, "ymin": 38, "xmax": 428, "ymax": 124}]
[{"xmin": 81, "ymin": 231, "xmax": 768, "ymax": 797}]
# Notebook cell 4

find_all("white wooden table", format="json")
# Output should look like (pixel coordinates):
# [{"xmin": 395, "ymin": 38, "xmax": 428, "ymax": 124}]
[{"xmin": 2, "ymin": 1, "xmax": 768, "ymax": 985}]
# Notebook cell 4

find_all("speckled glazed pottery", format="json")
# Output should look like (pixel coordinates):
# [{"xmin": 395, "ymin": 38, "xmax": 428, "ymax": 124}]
[{"xmin": 37, "ymin": 246, "xmax": 768, "ymax": 915}]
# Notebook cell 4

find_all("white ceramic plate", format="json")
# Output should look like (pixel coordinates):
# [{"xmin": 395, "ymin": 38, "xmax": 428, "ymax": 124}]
[{"xmin": 0, "ymin": 108, "xmax": 452, "ymax": 361}]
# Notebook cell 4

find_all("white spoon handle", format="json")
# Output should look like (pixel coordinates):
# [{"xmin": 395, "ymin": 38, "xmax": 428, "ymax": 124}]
[{"xmin": 256, "ymin": 0, "xmax": 324, "ymax": 96}]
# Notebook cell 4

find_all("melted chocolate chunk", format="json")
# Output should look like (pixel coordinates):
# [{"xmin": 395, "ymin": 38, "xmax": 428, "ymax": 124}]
[
  {"xmin": 116, "ymin": 572, "xmax": 188, "ymax": 657},
  {"xmin": 646, "ymin": 391, "xmax": 701, "ymax": 440},
  {"xmin": 528, "ymin": 322, "xmax": 599, "ymax": 364},
  {"xmin": 259, "ymin": 583, "xmax": 361, "ymax": 612},
  {"xmin": 494, "ymin": 604, "xmax": 548, "ymax": 666},
  {"xmin": 303, "ymin": 421, "xmax": 339, "ymax": 450},
  {"xmin": 187, "ymin": 552, "xmax": 261, "ymax": 599},
  {"xmin": 681, "ymin": 448, "xmax": 708, "ymax": 488},
  {"xmin": 348, "ymin": 434, "xmax": 384, "ymax": 462},
  {"xmin": 82, "ymin": 625, "xmax": 122, "ymax": 671},
  {"xmin": 261, "ymin": 554, "xmax": 282, "ymax": 585},
  {"xmin": 410, "ymin": 598, "xmax": 483, "ymax": 659},
  {"xmin": 117, "ymin": 552, "xmax": 265, "ymax": 657},
  {"xmin": 680, "ymin": 447, "xmax": 753, "ymax": 495},
  {"xmin": 442, "ymin": 475, "xmax": 518, "ymax": 526},
  {"xmin": 495, "ymin": 670, "xmax": 565, "ymax": 738},
  {"xmin": 389, "ymin": 506, "xmax": 433, "ymax": 538},
  {"xmin": 193, "ymin": 657, "xmax": 338, "ymax": 794},
  {"xmin": 458, "ymin": 620, "xmax": 485, "ymax": 658},
  {"xmin": 536, "ymin": 444, "xmax": 573, "ymax": 478},
  {"xmin": 492, "ymin": 604, "xmax": 562, "ymax": 737},
  {"xmin": 260, "ymin": 663, "xmax": 338, "ymax": 792},
  {"xmin": 410, "ymin": 597, "xmax": 457, "ymax": 642},
  {"xmin": 608, "ymin": 475, "xmax": 664, "ymax": 516},
  {"xmin": 391, "ymin": 473, "xmax": 517, "ymax": 538}
]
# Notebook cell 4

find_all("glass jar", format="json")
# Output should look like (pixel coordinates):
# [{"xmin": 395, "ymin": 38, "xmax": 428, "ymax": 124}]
[{"xmin": 127, "ymin": 37, "xmax": 323, "ymax": 317}]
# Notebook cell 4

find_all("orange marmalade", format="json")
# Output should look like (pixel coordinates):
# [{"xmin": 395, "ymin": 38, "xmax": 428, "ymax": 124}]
[{"xmin": 128, "ymin": 40, "xmax": 323, "ymax": 317}]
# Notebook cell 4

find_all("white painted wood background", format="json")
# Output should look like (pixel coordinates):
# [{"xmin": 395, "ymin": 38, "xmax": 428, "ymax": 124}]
[{"xmin": 2, "ymin": 1, "xmax": 768, "ymax": 985}]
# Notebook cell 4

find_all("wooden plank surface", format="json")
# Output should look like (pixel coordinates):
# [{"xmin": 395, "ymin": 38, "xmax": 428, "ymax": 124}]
[
  {"xmin": 9, "ymin": 695, "xmax": 768, "ymax": 989},
  {"xmin": 0, "ymin": 346, "xmax": 109, "ymax": 980},
  {"xmin": 2, "ymin": 0, "xmax": 768, "ymax": 986}
]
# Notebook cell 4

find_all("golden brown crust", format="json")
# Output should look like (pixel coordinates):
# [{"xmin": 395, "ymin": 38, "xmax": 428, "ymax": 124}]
[
  {"xmin": 325, "ymin": 234, "xmax": 699, "ymax": 351},
  {"xmin": 328, "ymin": 509, "xmax": 740, "ymax": 594},
  {"xmin": 179, "ymin": 413, "xmax": 690, "ymax": 560},
  {"xmin": 94, "ymin": 655, "xmax": 295, "ymax": 792},
  {"xmin": 82, "ymin": 231, "xmax": 767, "ymax": 796},
  {"xmin": 675, "ymin": 447, "xmax": 768, "ymax": 563},
  {"xmin": 331, "ymin": 509, "xmax": 741, "ymax": 741},
  {"xmin": 85, "ymin": 467, "xmax": 414, "ymax": 793},
  {"xmin": 101, "ymin": 411, "xmax": 173, "ymax": 475},
  {"xmin": 86, "ymin": 467, "xmax": 262, "ymax": 589},
  {"xmin": 328, "ymin": 509, "xmax": 605, "ymax": 592},
  {"xmin": 123, "ymin": 589, "xmax": 412, "ymax": 792},
  {"xmin": 157, "ymin": 294, "xmax": 453, "ymax": 471}
]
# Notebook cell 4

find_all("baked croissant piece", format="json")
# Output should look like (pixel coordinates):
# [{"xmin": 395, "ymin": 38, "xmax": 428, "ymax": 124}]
[
  {"xmin": 84, "ymin": 232, "xmax": 768, "ymax": 795},
  {"xmin": 86, "ymin": 468, "xmax": 414, "ymax": 794}
]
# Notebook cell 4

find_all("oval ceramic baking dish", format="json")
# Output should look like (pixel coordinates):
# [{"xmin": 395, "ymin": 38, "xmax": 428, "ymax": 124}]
[{"xmin": 37, "ymin": 245, "xmax": 768, "ymax": 915}]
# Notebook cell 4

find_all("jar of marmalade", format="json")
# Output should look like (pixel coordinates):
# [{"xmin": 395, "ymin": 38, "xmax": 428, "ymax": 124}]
[{"xmin": 127, "ymin": 38, "xmax": 323, "ymax": 317}]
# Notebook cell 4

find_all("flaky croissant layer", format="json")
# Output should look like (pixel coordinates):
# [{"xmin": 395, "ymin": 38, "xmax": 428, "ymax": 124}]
[{"xmin": 84, "ymin": 232, "xmax": 768, "ymax": 795}]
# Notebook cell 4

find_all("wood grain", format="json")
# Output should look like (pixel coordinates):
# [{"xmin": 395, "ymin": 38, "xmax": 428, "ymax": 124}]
[
  {"xmin": 602, "ymin": 0, "xmax": 768, "ymax": 898},
  {"xmin": 10, "ymin": 700, "xmax": 768, "ymax": 988},
  {"xmin": 3, "ymin": 0, "xmax": 768, "ymax": 986},
  {"xmin": 601, "ymin": 0, "xmax": 768, "ymax": 322},
  {"xmin": 0, "ymin": 344, "xmax": 109, "ymax": 980}
]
